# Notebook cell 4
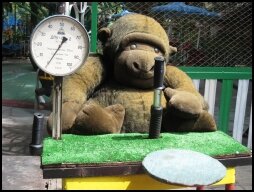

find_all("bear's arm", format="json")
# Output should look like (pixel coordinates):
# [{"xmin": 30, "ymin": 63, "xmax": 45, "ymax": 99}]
[
  {"xmin": 164, "ymin": 65, "xmax": 208, "ymax": 110},
  {"xmin": 62, "ymin": 54, "xmax": 106, "ymax": 105}
]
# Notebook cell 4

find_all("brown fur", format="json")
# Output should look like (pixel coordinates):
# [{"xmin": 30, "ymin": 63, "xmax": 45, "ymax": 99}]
[
  {"xmin": 47, "ymin": 14, "xmax": 216, "ymax": 134},
  {"xmin": 99, "ymin": 14, "xmax": 176, "ymax": 64}
]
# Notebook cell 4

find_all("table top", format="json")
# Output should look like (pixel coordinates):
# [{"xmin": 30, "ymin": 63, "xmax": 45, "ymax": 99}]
[{"xmin": 41, "ymin": 131, "xmax": 252, "ymax": 179}]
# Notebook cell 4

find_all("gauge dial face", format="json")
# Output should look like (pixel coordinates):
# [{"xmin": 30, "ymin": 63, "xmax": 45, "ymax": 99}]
[{"xmin": 30, "ymin": 15, "xmax": 90, "ymax": 76}]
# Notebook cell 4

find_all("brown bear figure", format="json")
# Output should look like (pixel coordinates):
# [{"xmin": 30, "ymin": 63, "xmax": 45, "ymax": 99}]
[{"xmin": 47, "ymin": 13, "xmax": 217, "ymax": 135}]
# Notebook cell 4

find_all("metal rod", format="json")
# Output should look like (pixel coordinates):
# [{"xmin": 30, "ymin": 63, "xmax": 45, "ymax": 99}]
[
  {"xmin": 153, "ymin": 89, "xmax": 162, "ymax": 108},
  {"xmin": 52, "ymin": 76, "xmax": 63, "ymax": 140}
]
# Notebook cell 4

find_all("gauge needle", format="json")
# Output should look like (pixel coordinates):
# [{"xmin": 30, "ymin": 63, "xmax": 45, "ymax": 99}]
[{"xmin": 45, "ymin": 36, "xmax": 68, "ymax": 68}]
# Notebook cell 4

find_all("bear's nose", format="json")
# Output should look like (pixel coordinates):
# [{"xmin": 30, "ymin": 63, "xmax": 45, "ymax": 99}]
[{"xmin": 133, "ymin": 62, "xmax": 154, "ymax": 73}]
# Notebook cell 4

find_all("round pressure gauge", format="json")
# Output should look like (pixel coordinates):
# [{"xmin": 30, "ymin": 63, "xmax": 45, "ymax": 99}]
[{"xmin": 30, "ymin": 15, "xmax": 90, "ymax": 76}]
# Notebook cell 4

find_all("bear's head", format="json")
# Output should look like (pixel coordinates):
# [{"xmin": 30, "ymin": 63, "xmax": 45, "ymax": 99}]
[{"xmin": 98, "ymin": 14, "xmax": 177, "ymax": 89}]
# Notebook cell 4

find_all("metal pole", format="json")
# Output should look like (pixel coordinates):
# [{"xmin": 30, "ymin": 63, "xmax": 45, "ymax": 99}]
[{"xmin": 52, "ymin": 76, "xmax": 63, "ymax": 140}]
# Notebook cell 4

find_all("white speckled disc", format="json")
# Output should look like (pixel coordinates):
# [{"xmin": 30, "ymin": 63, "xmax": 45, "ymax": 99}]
[{"xmin": 142, "ymin": 149, "xmax": 226, "ymax": 186}]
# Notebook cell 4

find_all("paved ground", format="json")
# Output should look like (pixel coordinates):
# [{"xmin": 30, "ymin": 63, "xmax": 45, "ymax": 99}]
[
  {"xmin": 2, "ymin": 106, "xmax": 62, "ymax": 190},
  {"xmin": 2, "ymin": 58, "xmax": 252, "ymax": 190}
]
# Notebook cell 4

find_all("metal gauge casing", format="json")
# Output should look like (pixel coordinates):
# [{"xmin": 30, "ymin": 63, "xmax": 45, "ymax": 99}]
[{"xmin": 30, "ymin": 15, "xmax": 90, "ymax": 76}]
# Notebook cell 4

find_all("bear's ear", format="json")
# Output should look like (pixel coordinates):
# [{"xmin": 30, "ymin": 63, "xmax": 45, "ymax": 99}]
[
  {"xmin": 98, "ymin": 27, "xmax": 112, "ymax": 44},
  {"xmin": 169, "ymin": 45, "xmax": 177, "ymax": 55}
]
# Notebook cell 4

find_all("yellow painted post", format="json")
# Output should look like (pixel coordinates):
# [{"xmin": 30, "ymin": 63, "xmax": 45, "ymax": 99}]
[{"xmin": 211, "ymin": 167, "xmax": 235, "ymax": 186}]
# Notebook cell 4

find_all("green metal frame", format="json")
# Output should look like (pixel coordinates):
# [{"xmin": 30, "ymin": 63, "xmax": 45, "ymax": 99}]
[
  {"xmin": 218, "ymin": 80, "xmax": 233, "ymax": 133},
  {"xmin": 89, "ymin": 3, "xmax": 252, "ymax": 134},
  {"xmin": 90, "ymin": 2, "xmax": 98, "ymax": 52},
  {"xmin": 179, "ymin": 67, "xmax": 252, "ymax": 79}
]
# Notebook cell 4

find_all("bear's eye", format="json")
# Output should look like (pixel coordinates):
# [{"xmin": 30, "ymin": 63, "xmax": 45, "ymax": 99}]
[
  {"xmin": 154, "ymin": 48, "xmax": 160, "ymax": 53},
  {"xmin": 130, "ymin": 44, "xmax": 137, "ymax": 50}
]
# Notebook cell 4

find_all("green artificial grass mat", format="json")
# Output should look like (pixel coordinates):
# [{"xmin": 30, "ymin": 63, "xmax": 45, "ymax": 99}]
[{"xmin": 42, "ymin": 131, "xmax": 251, "ymax": 165}]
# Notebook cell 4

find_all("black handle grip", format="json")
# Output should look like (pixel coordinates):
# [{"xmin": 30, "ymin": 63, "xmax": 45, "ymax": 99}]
[
  {"xmin": 29, "ymin": 113, "xmax": 44, "ymax": 155},
  {"xmin": 149, "ymin": 106, "xmax": 163, "ymax": 139},
  {"xmin": 154, "ymin": 57, "xmax": 165, "ymax": 89}
]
